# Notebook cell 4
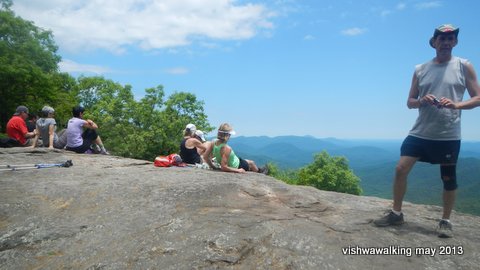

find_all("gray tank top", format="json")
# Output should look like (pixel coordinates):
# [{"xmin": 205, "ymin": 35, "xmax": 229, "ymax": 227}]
[
  {"xmin": 409, "ymin": 56, "xmax": 468, "ymax": 140},
  {"xmin": 36, "ymin": 118, "xmax": 59, "ymax": 147}
]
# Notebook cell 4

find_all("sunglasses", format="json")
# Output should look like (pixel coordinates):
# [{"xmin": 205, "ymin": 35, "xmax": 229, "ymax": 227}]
[{"xmin": 437, "ymin": 36, "xmax": 456, "ymax": 42}]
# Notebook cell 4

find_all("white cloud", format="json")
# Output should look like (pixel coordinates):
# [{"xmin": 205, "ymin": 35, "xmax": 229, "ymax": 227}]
[
  {"xmin": 396, "ymin": 3, "xmax": 406, "ymax": 10},
  {"xmin": 12, "ymin": 0, "xmax": 274, "ymax": 53},
  {"xmin": 59, "ymin": 59, "xmax": 111, "ymax": 74},
  {"xmin": 415, "ymin": 1, "xmax": 442, "ymax": 10},
  {"xmin": 303, "ymin": 35, "xmax": 315, "ymax": 41},
  {"xmin": 380, "ymin": 10, "xmax": 392, "ymax": 17},
  {"xmin": 341, "ymin": 27, "xmax": 367, "ymax": 36},
  {"xmin": 165, "ymin": 67, "xmax": 189, "ymax": 75}
]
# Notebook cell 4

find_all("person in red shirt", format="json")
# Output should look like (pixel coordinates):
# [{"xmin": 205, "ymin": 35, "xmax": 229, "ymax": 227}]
[{"xmin": 6, "ymin": 105, "xmax": 36, "ymax": 146}]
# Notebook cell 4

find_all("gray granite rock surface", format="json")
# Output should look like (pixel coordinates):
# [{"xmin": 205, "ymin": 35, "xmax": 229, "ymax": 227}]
[{"xmin": 1, "ymin": 148, "xmax": 478, "ymax": 269}]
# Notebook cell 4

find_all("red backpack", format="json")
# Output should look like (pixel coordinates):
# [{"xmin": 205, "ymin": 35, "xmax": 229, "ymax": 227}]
[{"xmin": 154, "ymin": 154, "xmax": 186, "ymax": 167}]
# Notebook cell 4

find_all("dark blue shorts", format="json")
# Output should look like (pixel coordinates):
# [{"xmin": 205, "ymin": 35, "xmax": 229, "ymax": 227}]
[
  {"xmin": 238, "ymin": 157, "xmax": 250, "ymax": 171},
  {"xmin": 400, "ymin": 135, "xmax": 460, "ymax": 164},
  {"xmin": 66, "ymin": 129, "xmax": 99, "ymax": 154}
]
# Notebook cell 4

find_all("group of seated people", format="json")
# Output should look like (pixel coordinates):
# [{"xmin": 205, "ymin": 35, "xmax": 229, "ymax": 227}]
[
  {"xmin": 179, "ymin": 122, "xmax": 268, "ymax": 174},
  {"xmin": 5, "ymin": 105, "xmax": 109, "ymax": 155},
  {"xmin": 6, "ymin": 105, "xmax": 266, "ymax": 173}
]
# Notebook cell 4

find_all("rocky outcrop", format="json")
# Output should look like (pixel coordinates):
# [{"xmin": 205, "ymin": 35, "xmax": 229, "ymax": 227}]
[{"xmin": 0, "ymin": 148, "xmax": 479, "ymax": 269}]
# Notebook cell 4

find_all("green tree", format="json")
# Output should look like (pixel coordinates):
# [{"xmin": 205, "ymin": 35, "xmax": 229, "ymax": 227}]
[
  {"xmin": 75, "ymin": 76, "xmax": 140, "ymax": 158},
  {"xmin": 160, "ymin": 92, "xmax": 212, "ymax": 151},
  {"xmin": 0, "ymin": 1, "xmax": 75, "ymax": 131},
  {"xmin": 48, "ymin": 72, "xmax": 79, "ymax": 127},
  {"xmin": 266, "ymin": 162, "xmax": 299, "ymax": 185},
  {"xmin": 296, "ymin": 151, "xmax": 362, "ymax": 195},
  {"xmin": 75, "ymin": 76, "xmax": 214, "ymax": 160}
]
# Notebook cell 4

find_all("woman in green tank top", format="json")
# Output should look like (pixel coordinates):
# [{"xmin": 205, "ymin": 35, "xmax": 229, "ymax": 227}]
[{"xmin": 202, "ymin": 123, "xmax": 267, "ymax": 174}]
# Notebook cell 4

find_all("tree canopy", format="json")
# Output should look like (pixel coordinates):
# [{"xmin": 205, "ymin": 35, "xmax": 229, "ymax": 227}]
[
  {"xmin": 297, "ymin": 151, "xmax": 362, "ymax": 195},
  {"xmin": 267, "ymin": 151, "xmax": 363, "ymax": 195},
  {"xmin": 0, "ymin": 1, "xmax": 71, "ymax": 130},
  {"xmin": 0, "ymin": 4, "xmax": 213, "ymax": 161},
  {"xmin": 74, "ymin": 76, "xmax": 214, "ymax": 160}
]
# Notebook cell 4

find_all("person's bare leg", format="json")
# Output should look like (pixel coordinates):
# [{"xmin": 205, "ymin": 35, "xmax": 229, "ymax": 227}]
[
  {"xmin": 246, "ymin": 160, "xmax": 259, "ymax": 172},
  {"xmin": 94, "ymin": 135, "xmax": 104, "ymax": 146},
  {"xmin": 439, "ymin": 164, "xmax": 457, "ymax": 220},
  {"xmin": 442, "ymin": 190, "xmax": 456, "ymax": 219},
  {"xmin": 94, "ymin": 135, "xmax": 109, "ymax": 154},
  {"xmin": 393, "ymin": 156, "xmax": 419, "ymax": 212}
]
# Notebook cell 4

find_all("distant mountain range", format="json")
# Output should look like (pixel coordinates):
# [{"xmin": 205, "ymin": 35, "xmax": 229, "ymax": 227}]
[
  {"xmin": 230, "ymin": 135, "xmax": 480, "ymax": 168},
  {"xmin": 229, "ymin": 136, "xmax": 480, "ymax": 216}
]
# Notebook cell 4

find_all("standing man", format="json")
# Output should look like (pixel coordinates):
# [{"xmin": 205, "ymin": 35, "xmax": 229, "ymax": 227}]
[
  {"xmin": 374, "ymin": 24, "xmax": 480, "ymax": 238},
  {"xmin": 6, "ymin": 105, "xmax": 36, "ymax": 146}
]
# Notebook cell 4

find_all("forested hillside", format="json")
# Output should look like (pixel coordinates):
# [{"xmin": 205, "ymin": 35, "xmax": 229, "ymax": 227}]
[
  {"xmin": 356, "ymin": 158, "xmax": 480, "ymax": 216},
  {"xmin": 230, "ymin": 136, "xmax": 480, "ymax": 216}
]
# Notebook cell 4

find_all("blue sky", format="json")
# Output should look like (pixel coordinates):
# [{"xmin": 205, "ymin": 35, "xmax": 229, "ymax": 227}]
[{"xmin": 12, "ymin": 0, "xmax": 480, "ymax": 140}]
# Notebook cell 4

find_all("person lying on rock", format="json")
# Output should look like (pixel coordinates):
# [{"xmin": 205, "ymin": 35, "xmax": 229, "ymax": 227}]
[{"xmin": 202, "ymin": 123, "xmax": 267, "ymax": 174}]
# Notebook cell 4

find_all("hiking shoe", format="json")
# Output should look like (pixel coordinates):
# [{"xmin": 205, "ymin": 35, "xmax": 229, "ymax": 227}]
[
  {"xmin": 258, "ymin": 166, "xmax": 269, "ymax": 175},
  {"xmin": 373, "ymin": 210, "xmax": 404, "ymax": 227},
  {"xmin": 437, "ymin": 220, "xmax": 453, "ymax": 238},
  {"xmin": 90, "ymin": 144, "xmax": 101, "ymax": 154},
  {"xmin": 100, "ymin": 149, "xmax": 110, "ymax": 155}
]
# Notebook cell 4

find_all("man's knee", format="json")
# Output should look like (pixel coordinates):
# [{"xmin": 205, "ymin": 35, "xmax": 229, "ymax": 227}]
[
  {"xmin": 83, "ymin": 129, "xmax": 98, "ymax": 140},
  {"xmin": 395, "ymin": 157, "xmax": 417, "ymax": 177},
  {"xmin": 441, "ymin": 165, "xmax": 458, "ymax": 191},
  {"xmin": 395, "ymin": 163, "xmax": 411, "ymax": 177},
  {"xmin": 442, "ymin": 177, "xmax": 457, "ymax": 191}
]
